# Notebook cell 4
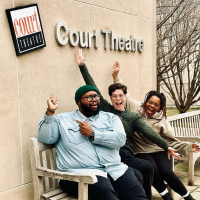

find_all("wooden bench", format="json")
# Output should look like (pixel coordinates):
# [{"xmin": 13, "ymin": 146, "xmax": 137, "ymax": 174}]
[
  {"xmin": 167, "ymin": 110, "xmax": 200, "ymax": 186},
  {"xmin": 29, "ymin": 137, "xmax": 97, "ymax": 200},
  {"xmin": 29, "ymin": 109, "xmax": 200, "ymax": 200}
]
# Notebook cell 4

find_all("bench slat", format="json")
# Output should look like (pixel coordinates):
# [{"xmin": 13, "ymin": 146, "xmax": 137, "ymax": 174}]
[
  {"xmin": 192, "ymin": 116, "xmax": 195, "ymax": 136},
  {"xmin": 42, "ymin": 150, "xmax": 50, "ymax": 191},
  {"xmin": 49, "ymin": 192, "xmax": 72, "ymax": 200},
  {"xmin": 49, "ymin": 149, "xmax": 57, "ymax": 188},
  {"xmin": 186, "ymin": 117, "xmax": 191, "ymax": 136},
  {"xmin": 176, "ymin": 120, "xmax": 180, "ymax": 136},
  {"xmin": 180, "ymin": 119, "xmax": 183, "ymax": 136},
  {"xmin": 167, "ymin": 110, "xmax": 200, "ymax": 121},
  {"xmin": 176, "ymin": 136, "xmax": 200, "ymax": 143},
  {"xmin": 183, "ymin": 118, "xmax": 187, "ymax": 136},
  {"xmin": 189, "ymin": 117, "xmax": 192, "ymax": 136},
  {"xmin": 173, "ymin": 121, "xmax": 177, "ymax": 136},
  {"xmin": 194, "ymin": 115, "xmax": 198, "ymax": 135},
  {"xmin": 42, "ymin": 188, "xmax": 64, "ymax": 198},
  {"xmin": 197, "ymin": 115, "xmax": 200, "ymax": 131}
]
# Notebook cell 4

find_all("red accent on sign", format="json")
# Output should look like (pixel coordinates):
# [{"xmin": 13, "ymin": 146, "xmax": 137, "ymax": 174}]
[
  {"xmin": 14, "ymin": 19, "xmax": 20, "ymax": 37},
  {"xmin": 13, "ymin": 9, "xmax": 40, "ymax": 37}
]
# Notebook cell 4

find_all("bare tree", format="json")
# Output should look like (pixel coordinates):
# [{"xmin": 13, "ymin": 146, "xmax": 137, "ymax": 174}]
[{"xmin": 157, "ymin": 0, "xmax": 200, "ymax": 113}]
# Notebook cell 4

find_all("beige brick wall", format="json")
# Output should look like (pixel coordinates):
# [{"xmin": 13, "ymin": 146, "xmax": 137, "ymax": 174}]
[{"xmin": 0, "ymin": 0, "xmax": 156, "ymax": 199}]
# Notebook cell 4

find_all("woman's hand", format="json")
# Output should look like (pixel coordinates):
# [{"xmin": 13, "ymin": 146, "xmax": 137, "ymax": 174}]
[
  {"xmin": 46, "ymin": 93, "xmax": 58, "ymax": 116},
  {"xmin": 112, "ymin": 61, "xmax": 120, "ymax": 80},
  {"xmin": 192, "ymin": 143, "xmax": 200, "ymax": 152},
  {"xmin": 167, "ymin": 147, "xmax": 180, "ymax": 160},
  {"xmin": 76, "ymin": 49, "xmax": 87, "ymax": 66}
]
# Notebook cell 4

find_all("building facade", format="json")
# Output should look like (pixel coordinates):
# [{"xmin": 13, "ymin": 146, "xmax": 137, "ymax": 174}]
[{"xmin": 0, "ymin": 0, "xmax": 156, "ymax": 199}]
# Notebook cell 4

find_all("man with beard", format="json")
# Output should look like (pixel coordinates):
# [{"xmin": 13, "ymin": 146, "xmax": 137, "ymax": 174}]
[{"xmin": 37, "ymin": 87, "xmax": 148, "ymax": 200}]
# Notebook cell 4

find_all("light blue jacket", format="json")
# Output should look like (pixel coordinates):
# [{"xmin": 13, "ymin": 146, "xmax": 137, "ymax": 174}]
[{"xmin": 37, "ymin": 110, "xmax": 128, "ymax": 181}]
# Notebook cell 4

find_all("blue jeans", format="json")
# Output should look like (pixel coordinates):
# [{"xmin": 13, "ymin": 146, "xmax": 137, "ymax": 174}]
[{"xmin": 59, "ymin": 167, "xmax": 148, "ymax": 200}]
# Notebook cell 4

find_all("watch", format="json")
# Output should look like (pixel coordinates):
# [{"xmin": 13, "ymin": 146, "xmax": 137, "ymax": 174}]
[{"xmin": 90, "ymin": 130, "xmax": 95, "ymax": 140}]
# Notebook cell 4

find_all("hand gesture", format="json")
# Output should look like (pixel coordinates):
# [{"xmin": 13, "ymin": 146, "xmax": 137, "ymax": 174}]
[
  {"xmin": 76, "ymin": 49, "xmax": 87, "ymax": 66},
  {"xmin": 76, "ymin": 120, "xmax": 93, "ymax": 137},
  {"xmin": 112, "ymin": 61, "xmax": 120, "ymax": 80},
  {"xmin": 47, "ymin": 93, "xmax": 58, "ymax": 111},
  {"xmin": 167, "ymin": 147, "xmax": 180, "ymax": 160},
  {"xmin": 192, "ymin": 143, "xmax": 200, "ymax": 152}
]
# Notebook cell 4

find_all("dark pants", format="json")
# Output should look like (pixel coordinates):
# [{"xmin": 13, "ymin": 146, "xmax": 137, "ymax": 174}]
[
  {"xmin": 59, "ymin": 167, "xmax": 148, "ymax": 200},
  {"xmin": 136, "ymin": 151, "xmax": 188, "ymax": 196},
  {"xmin": 120, "ymin": 147, "xmax": 154, "ymax": 200}
]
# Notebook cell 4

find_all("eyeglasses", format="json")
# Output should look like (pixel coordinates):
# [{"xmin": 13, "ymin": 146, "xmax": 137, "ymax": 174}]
[
  {"xmin": 111, "ymin": 94, "xmax": 125, "ymax": 100},
  {"xmin": 147, "ymin": 100, "xmax": 160, "ymax": 108},
  {"xmin": 80, "ymin": 95, "xmax": 100, "ymax": 102}
]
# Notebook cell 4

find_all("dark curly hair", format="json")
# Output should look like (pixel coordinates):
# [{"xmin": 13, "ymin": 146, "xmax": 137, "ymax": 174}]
[
  {"xmin": 108, "ymin": 83, "xmax": 127, "ymax": 96},
  {"xmin": 139, "ymin": 90, "xmax": 167, "ymax": 122}
]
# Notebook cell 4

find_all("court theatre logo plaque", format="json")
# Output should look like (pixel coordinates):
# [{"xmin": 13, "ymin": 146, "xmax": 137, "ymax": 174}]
[{"xmin": 6, "ymin": 4, "xmax": 46, "ymax": 56}]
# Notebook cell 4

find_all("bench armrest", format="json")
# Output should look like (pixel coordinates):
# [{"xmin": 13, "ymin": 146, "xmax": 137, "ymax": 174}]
[
  {"xmin": 176, "ymin": 136, "xmax": 200, "ymax": 143},
  {"xmin": 36, "ymin": 167, "xmax": 97, "ymax": 184}
]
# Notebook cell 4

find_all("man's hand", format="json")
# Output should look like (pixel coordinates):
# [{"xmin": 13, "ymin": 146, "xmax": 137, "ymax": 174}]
[
  {"xmin": 76, "ymin": 120, "xmax": 93, "ymax": 137},
  {"xmin": 192, "ymin": 143, "xmax": 200, "ymax": 152},
  {"xmin": 112, "ymin": 61, "xmax": 120, "ymax": 80},
  {"xmin": 76, "ymin": 49, "xmax": 87, "ymax": 66},
  {"xmin": 46, "ymin": 93, "xmax": 58, "ymax": 116},
  {"xmin": 167, "ymin": 147, "xmax": 180, "ymax": 160}
]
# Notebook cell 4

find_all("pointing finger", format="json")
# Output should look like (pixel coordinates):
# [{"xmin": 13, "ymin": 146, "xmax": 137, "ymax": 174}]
[{"xmin": 76, "ymin": 120, "xmax": 84, "ymax": 125}]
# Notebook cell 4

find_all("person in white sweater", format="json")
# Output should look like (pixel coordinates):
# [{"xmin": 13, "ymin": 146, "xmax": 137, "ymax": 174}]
[{"xmin": 112, "ymin": 61, "xmax": 200, "ymax": 200}]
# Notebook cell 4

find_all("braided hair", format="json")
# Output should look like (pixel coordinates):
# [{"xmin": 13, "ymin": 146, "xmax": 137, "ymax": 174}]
[{"xmin": 139, "ymin": 90, "xmax": 167, "ymax": 121}]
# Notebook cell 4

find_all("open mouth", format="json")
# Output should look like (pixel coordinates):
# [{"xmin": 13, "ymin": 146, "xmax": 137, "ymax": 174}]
[
  {"xmin": 147, "ymin": 107, "xmax": 154, "ymax": 114},
  {"xmin": 90, "ymin": 104, "xmax": 98, "ymax": 109},
  {"xmin": 115, "ymin": 102, "xmax": 122, "ymax": 106}
]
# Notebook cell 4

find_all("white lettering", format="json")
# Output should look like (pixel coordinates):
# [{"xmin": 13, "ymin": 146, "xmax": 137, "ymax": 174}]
[{"xmin": 54, "ymin": 23, "xmax": 144, "ymax": 53}]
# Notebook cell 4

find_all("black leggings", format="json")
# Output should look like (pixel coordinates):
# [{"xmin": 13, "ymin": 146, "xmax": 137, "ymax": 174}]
[{"xmin": 135, "ymin": 151, "xmax": 187, "ymax": 196}]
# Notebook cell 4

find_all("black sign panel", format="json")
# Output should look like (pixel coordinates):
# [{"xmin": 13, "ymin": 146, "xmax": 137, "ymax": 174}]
[{"xmin": 6, "ymin": 4, "xmax": 46, "ymax": 56}]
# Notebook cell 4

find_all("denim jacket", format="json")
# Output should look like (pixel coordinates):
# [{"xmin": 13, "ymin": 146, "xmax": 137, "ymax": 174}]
[{"xmin": 37, "ymin": 110, "xmax": 128, "ymax": 180}]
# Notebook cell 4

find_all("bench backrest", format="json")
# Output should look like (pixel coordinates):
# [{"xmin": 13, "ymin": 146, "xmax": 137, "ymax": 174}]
[
  {"xmin": 167, "ymin": 110, "xmax": 200, "ymax": 137},
  {"xmin": 29, "ymin": 138, "xmax": 59, "ymax": 194}
]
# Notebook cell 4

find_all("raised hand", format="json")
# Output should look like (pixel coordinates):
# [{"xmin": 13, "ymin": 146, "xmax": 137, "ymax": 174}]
[
  {"xmin": 76, "ymin": 120, "xmax": 93, "ymax": 137},
  {"xmin": 167, "ymin": 147, "xmax": 180, "ymax": 160},
  {"xmin": 112, "ymin": 61, "xmax": 120, "ymax": 80},
  {"xmin": 192, "ymin": 143, "xmax": 200, "ymax": 152},
  {"xmin": 76, "ymin": 49, "xmax": 87, "ymax": 66},
  {"xmin": 47, "ymin": 93, "xmax": 58, "ymax": 115}
]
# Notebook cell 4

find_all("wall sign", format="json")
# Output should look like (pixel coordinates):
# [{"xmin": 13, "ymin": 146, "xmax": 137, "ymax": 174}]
[
  {"xmin": 54, "ymin": 22, "xmax": 144, "ymax": 52},
  {"xmin": 6, "ymin": 4, "xmax": 46, "ymax": 56}
]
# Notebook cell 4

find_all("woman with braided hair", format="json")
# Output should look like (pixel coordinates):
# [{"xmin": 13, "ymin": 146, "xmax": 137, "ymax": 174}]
[{"xmin": 112, "ymin": 61, "xmax": 200, "ymax": 200}]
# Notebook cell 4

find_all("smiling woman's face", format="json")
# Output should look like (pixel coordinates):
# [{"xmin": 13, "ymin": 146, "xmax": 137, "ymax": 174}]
[
  {"xmin": 110, "ymin": 89, "xmax": 126, "ymax": 111},
  {"xmin": 145, "ymin": 95, "xmax": 161, "ymax": 117}
]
